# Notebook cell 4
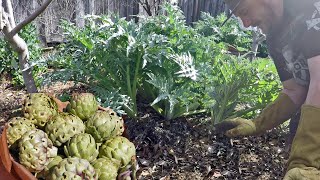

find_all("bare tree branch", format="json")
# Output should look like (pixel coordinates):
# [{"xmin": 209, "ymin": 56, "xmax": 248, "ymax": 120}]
[
  {"xmin": 135, "ymin": 0, "xmax": 170, "ymax": 16},
  {"xmin": 136, "ymin": 0, "xmax": 153, "ymax": 16},
  {"xmin": 0, "ymin": 0, "xmax": 3, "ymax": 30},
  {"xmin": 9, "ymin": 0, "xmax": 53, "ymax": 37},
  {"xmin": 2, "ymin": 8, "xmax": 37, "ymax": 92},
  {"xmin": 3, "ymin": 0, "xmax": 15, "ymax": 27},
  {"xmin": 145, "ymin": 0, "xmax": 152, "ymax": 16}
]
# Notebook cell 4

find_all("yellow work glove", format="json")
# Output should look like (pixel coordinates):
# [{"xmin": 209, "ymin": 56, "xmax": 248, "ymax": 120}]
[
  {"xmin": 283, "ymin": 167, "xmax": 320, "ymax": 180},
  {"xmin": 285, "ymin": 105, "xmax": 320, "ymax": 178},
  {"xmin": 214, "ymin": 93, "xmax": 298, "ymax": 137}
]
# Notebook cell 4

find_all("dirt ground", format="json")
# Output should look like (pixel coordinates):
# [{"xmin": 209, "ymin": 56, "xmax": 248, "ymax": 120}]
[{"xmin": 0, "ymin": 76, "xmax": 290, "ymax": 180}]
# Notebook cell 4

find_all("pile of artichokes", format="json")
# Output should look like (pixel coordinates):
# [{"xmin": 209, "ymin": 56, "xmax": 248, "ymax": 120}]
[{"xmin": 5, "ymin": 93, "xmax": 136, "ymax": 180}]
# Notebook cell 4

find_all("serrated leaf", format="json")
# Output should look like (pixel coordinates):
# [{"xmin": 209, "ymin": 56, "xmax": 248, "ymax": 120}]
[{"xmin": 150, "ymin": 93, "xmax": 169, "ymax": 106}]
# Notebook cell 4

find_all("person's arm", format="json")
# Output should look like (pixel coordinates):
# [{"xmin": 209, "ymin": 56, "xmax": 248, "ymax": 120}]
[
  {"xmin": 304, "ymin": 56, "xmax": 320, "ymax": 107},
  {"xmin": 284, "ymin": 10, "xmax": 320, "ymax": 177},
  {"xmin": 285, "ymin": 55, "xmax": 320, "ymax": 178},
  {"xmin": 281, "ymin": 78, "xmax": 307, "ymax": 107}
]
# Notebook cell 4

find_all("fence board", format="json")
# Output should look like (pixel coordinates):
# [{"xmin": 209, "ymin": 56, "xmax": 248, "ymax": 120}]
[{"xmin": 9, "ymin": 0, "xmax": 228, "ymax": 44}]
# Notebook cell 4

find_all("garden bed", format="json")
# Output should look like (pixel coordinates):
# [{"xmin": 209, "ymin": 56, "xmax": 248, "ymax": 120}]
[{"xmin": 0, "ymin": 78, "xmax": 289, "ymax": 179}]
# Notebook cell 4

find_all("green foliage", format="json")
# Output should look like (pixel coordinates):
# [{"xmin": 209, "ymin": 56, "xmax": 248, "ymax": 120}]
[
  {"xmin": 144, "ymin": 53, "xmax": 199, "ymax": 120},
  {"xmin": 43, "ymin": 3, "xmax": 281, "ymax": 123},
  {"xmin": 91, "ymin": 86, "xmax": 131, "ymax": 116},
  {"xmin": 194, "ymin": 12, "xmax": 268, "ymax": 57},
  {"xmin": 0, "ymin": 40, "xmax": 12, "ymax": 75},
  {"xmin": 0, "ymin": 23, "xmax": 43, "ymax": 85},
  {"xmin": 44, "ymin": 3, "xmax": 201, "ymax": 119},
  {"xmin": 57, "ymin": 93, "xmax": 71, "ymax": 102},
  {"xmin": 199, "ymin": 56, "xmax": 251, "ymax": 124},
  {"xmin": 195, "ymin": 55, "xmax": 281, "ymax": 125},
  {"xmin": 137, "ymin": 4, "xmax": 202, "ymax": 119},
  {"xmin": 238, "ymin": 58, "xmax": 281, "ymax": 118},
  {"xmin": 44, "ymin": 16, "xmax": 141, "ymax": 117}
]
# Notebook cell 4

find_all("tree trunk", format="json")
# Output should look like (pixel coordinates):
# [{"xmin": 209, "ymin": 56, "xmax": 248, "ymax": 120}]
[
  {"xmin": 2, "ymin": 21, "xmax": 37, "ymax": 92},
  {"xmin": 1, "ymin": 0, "xmax": 53, "ymax": 93},
  {"xmin": 1, "ymin": 6, "xmax": 37, "ymax": 93},
  {"xmin": 4, "ymin": 0, "xmax": 14, "ymax": 26},
  {"xmin": 0, "ymin": 0, "xmax": 3, "ymax": 30}
]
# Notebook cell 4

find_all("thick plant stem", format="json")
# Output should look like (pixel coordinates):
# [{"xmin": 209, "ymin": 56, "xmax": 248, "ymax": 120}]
[
  {"xmin": 2, "ymin": 17, "xmax": 38, "ymax": 92},
  {"xmin": 126, "ymin": 65, "xmax": 133, "ymax": 101},
  {"xmin": 126, "ymin": 64, "xmax": 135, "ymax": 116},
  {"xmin": 125, "ymin": 50, "xmax": 143, "ymax": 118},
  {"xmin": 132, "ymin": 51, "xmax": 142, "ymax": 113},
  {"xmin": 122, "ymin": 104, "xmax": 136, "ymax": 119}
]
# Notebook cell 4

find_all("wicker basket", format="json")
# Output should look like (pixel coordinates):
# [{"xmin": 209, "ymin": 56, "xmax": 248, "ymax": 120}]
[{"xmin": 0, "ymin": 126, "xmax": 37, "ymax": 180}]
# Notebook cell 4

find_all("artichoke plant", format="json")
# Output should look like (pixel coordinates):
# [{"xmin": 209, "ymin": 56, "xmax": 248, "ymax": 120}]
[
  {"xmin": 6, "ymin": 117, "xmax": 36, "ymax": 148},
  {"xmin": 64, "ymin": 133, "xmax": 99, "ymax": 162},
  {"xmin": 92, "ymin": 158, "xmax": 120, "ymax": 180},
  {"xmin": 48, "ymin": 157, "xmax": 98, "ymax": 180},
  {"xmin": 23, "ymin": 93, "xmax": 58, "ymax": 127},
  {"xmin": 67, "ymin": 93, "xmax": 98, "ymax": 121},
  {"xmin": 19, "ymin": 129, "xmax": 58, "ymax": 173},
  {"xmin": 45, "ymin": 112, "xmax": 85, "ymax": 146},
  {"xmin": 99, "ymin": 136, "xmax": 136, "ymax": 167},
  {"xmin": 86, "ymin": 110, "xmax": 124, "ymax": 143}
]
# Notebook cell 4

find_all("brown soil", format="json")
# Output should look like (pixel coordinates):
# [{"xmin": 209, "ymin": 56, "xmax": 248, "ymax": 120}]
[{"xmin": 0, "ymin": 77, "xmax": 289, "ymax": 180}]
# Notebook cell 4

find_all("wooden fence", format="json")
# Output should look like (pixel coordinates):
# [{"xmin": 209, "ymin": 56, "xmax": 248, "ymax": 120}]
[
  {"xmin": 11, "ymin": 0, "xmax": 228, "ymax": 44},
  {"xmin": 179, "ymin": 0, "xmax": 227, "ymax": 23}
]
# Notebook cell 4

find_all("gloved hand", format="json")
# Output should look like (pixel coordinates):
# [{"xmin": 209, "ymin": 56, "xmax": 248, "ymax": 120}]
[
  {"xmin": 214, "ymin": 93, "xmax": 298, "ymax": 137},
  {"xmin": 285, "ymin": 105, "xmax": 320, "ymax": 179},
  {"xmin": 214, "ymin": 117, "xmax": 257, "ymax": 137},
  {"xmin": 283, "ymin": 167, "xmax": 320, "ymax": 180}
]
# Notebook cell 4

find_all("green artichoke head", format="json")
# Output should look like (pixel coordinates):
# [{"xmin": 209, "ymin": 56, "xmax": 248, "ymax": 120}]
[
  {"xmin": 48, "ymin": 157, "xmax": 98, "ymax": 180},
  {"xmin": 23, "ymin": 93, "xmax": 58, "ymax": 127},
  {"xmin": 99, "ymin": 136, "xmax": 136, "ymax": 168},
  {"xmin": 6, "ymin": 117, "xmax": 36, "ymax": 149},
  {"xmin": 86, "ymin": 110, "xmax": 124, "ymax": 143},
  {"xmin": 92, "ymin": 157, "xmax": 120, "ymax": 180},
  {"xmin": 67, "ymin": 93, "xmax": 99, "ymax": 121},
  {"xmin": 19, "ymin": 129, "xmax": 58, "ymax": 173},
  {"xmin": 64, "ymin": 133, "xmax": 99, "ymax": 162},
  {"xmin": 45, "ymin": 112, "xmax": 86, "ymax": 146}
]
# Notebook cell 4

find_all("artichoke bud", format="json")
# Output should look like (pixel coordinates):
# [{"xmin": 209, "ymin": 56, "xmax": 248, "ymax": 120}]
[
  {"xmin": 63, "ymin": 133, "xmax": 99, "ymax": 162},
  {"xmin": 45, "ymin": 112, "xmax": 85, "ymax": 146},
  {"xmin": 86, "ymin": 110, "xmax": 124, "ymax": 143},
  {"xmin": 19, "ymin": 129, "xmax": 58, "ymax": 173},
  {"xmin": 48, "ymin": 157, "xmax": 98, "ymax": 180},
  {"xmin": 67, "ymin": 93, "xmax": 99, "ymax": 121},
  {"xmin": 6, "ymin": 117, "xmax": 36, "ymax": 149},
  {"xmin": 99, "ymin": 136, "xmax": 136, "ymax": 168},
  {"xmin": 23, "ymin": 93, "xmax": 58, "ymax": 127}
]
